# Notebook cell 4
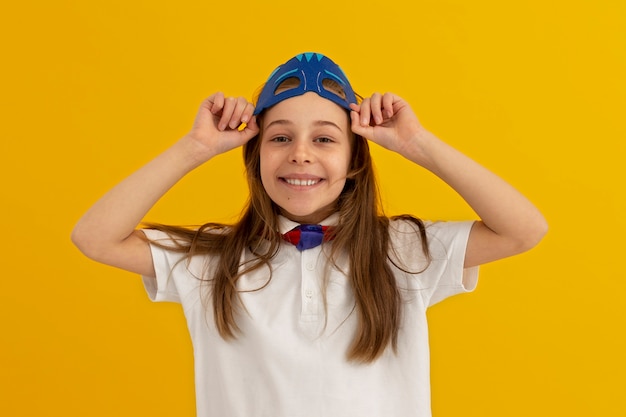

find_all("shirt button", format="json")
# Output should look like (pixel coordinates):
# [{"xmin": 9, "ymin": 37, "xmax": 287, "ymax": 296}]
[
  {"xmin": 305, "ymin": 262, "xmax": 314, "ymax": 271},
  {"xmin": 305, "ymin": 289, "xmax": 314, "ymax": 298}
]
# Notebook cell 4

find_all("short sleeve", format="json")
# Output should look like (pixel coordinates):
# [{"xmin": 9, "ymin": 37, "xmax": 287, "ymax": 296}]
[
  {"xmin": 140, "ymin": 229, "xmax": 185, "ymax": 303},
  {"xmin": 388, "ymin": 219, "xmax": 479, "ymax": 307}
]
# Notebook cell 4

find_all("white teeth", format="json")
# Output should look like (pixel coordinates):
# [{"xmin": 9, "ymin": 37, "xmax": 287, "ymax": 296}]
[{"xmin": 285, "ymin": 178, "xmax": 319, "ymax": 186}]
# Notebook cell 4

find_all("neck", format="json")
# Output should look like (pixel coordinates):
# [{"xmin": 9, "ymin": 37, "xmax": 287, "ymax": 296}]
[{"xmin": 279, "ymin": 207, "xmax": 338, "ymax": 225}]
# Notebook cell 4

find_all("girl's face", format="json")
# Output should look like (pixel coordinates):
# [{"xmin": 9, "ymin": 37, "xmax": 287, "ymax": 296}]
[{"xmin": 259, "ymin": 92, "xmax": 352, "ymax": 224}]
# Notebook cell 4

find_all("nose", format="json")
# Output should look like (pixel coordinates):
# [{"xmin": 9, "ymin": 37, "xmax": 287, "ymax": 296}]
[{"xmin": 289, "ymin": 140, "xmax": 313, "ymax": 164}]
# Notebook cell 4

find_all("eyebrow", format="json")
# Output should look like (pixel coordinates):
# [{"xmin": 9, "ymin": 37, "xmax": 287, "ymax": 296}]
[{"xmin": 265, "ymin": 119, "xmax": 345, "ymax": 132}]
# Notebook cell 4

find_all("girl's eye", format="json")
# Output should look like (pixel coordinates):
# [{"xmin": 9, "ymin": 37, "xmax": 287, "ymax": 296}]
[
  {"xmin": 271, "ymin": 136, "xmax": 289, "ymax": 143},
  {"xmin": 315, "ymin": 137, "xmax": 333, "ymax": 143}
]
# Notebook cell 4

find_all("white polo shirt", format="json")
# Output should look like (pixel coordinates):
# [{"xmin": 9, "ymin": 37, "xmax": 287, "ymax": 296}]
[{"xmin": 142, "ymin": 215, "xmax": 478, "ymax": 417}]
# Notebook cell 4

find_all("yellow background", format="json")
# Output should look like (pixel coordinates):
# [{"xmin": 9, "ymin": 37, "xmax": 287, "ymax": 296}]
[{"xmin": 1, "ymin": 0, "xmax": 624, "ymax": 415}]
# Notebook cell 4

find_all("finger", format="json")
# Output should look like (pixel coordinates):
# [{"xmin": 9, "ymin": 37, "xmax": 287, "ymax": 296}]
[
  {"xmin": 359, "ymin": 97, "xmax": 372, "ymax": 126},
  {"xmin": 350, "ymin": 110, "xmax": 372, "ymax": 139},
  {"xmin": 236, "ymin": 102, "xmax": 256, "ymax": 132},
  {"xmin": 218, "ymin": 97, "xmax": 237, "ymax": 130},
  {"xmin": 208, "ymin": 92, "xmax": 225, "ymax": 115},
  {"xmin": 370, "ymin": 92, "xmax": 383, "ymax": 125},
  {"xmin": 350, "ymin": 110, "xmax": 360, "ymax": 131},
  {"xmin": 240, "ymin": 115, "xmax": 260, "ymax": 139},
  {"xmin": 382, "ymin": 93, "xmax": 395, "ymax": 119},
  {"xmin": 240, "ymin": 102, "xmax": 255, "ymax": 124},
  {"xmin": 228, "ymin": 97, "xmax": 251, "ymax": 129}
]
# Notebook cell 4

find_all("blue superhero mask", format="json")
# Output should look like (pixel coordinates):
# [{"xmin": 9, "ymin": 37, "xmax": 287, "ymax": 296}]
[{"xmin": 253, "ymin": 52, "xmax": 357, "ymax": 115}]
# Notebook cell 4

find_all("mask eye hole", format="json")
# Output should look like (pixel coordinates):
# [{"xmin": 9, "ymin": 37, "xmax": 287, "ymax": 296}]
[
  {"xmin": 274, "ymin": 77, "xmax": 301, "ymax": 95},
  {"xmin": 321, "ymin": 78, "xmax": 346, "ymax": 100}
]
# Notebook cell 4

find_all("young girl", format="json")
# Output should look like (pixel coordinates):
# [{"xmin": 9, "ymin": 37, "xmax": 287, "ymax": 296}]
[{"xmin": 72, "ymin": 52, "xmax": 547, "ymax": 417}]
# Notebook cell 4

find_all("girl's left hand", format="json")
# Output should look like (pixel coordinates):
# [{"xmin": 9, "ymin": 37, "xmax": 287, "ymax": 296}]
[{"xmin": 350, "ymin": 93, "xmax": 424, "ymax": 157}]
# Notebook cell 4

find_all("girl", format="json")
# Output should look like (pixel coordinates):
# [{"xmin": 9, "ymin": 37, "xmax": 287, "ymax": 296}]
[{"xmin": 72, "ymin": 52, "xmax": 547, "ymax": 417}]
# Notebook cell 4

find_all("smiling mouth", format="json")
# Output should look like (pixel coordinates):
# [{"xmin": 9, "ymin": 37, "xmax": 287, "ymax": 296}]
[{"xmin": 283, "ymin": 178, "xmax": 322, "ymax": 186}]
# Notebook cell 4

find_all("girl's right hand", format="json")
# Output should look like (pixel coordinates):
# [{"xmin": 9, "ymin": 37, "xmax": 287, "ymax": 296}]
[{"xmin": 185, "ymin": 92, "xmax": 260, "ymax": 161}]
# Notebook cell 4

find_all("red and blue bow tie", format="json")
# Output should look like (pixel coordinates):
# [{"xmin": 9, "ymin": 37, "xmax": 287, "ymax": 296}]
[{"xmin": 282, "ymin": 224, "xmax": 334, "ymax": 251}]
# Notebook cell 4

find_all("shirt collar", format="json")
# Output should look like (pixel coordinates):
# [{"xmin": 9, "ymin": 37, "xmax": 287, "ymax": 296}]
[{"xmin": 277, "ymin": 212, "xmax": 340, "ymax": 235}]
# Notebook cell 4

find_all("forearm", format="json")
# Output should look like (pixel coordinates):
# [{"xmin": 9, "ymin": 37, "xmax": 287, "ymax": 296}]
[
  {"xmin": 71, "ymin": 136, "xmax": 211, "ymax": 258},
  {"xmin": 405, "ymin": 128, "xmax": 548, "ymax": 251}
]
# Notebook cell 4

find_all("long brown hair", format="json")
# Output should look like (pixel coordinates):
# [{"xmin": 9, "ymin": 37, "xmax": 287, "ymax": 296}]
[{"xmin": 147, "ymin": 81, "xmax": 430, "ymax": 363}]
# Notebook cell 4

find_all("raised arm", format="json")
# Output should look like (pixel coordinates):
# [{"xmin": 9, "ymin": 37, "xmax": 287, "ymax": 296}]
[
  {"xmin": 350, "ymin": 93, "xmax": 548, "ymax": 268},
  {"xmin": 71, "ymin": 93, "xmax": 259, "ymax": 277}
]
